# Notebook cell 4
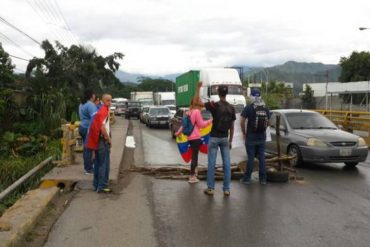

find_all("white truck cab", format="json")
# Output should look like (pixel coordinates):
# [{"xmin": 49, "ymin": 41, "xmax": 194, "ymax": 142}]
[{"xmin": 199, "ymin": 68, "xmax": 246, "ymax": 112}]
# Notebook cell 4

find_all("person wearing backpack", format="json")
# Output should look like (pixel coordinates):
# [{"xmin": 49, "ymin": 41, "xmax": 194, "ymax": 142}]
[
  {"xmin": 176, "ymin": 98, "xmax": 212, "ymax": 183},
  {"xmin": 192, "ymin": 82, "xmax": 236, "ymax": 196},
  {"xmin": 240, "ymin": 88, "xmax": 270, "ymax": 185}
]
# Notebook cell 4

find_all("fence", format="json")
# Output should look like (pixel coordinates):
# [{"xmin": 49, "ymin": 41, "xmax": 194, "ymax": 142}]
[{"xmin": 315, "ymin": 109, "xmax": 370, "ymax": 146}]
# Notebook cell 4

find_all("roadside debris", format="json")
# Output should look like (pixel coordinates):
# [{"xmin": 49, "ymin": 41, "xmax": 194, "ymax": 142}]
[{"xmin": 130, "ymin": 154, "xmax": 302, "ymax": 182}]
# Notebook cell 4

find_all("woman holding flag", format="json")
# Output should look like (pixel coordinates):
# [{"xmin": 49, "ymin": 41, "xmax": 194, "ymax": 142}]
[{"xmin": 176, "ymin": 83, "xmax": 212, "ymax": 183}]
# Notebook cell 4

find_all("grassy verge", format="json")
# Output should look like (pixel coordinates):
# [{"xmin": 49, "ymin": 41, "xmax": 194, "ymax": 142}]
[{"xmin": 0, "ymin": 139, "xmax": 61, "ymax": 216}]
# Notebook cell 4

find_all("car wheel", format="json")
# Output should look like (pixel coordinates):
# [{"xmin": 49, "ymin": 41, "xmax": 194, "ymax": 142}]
[
  {"xmin": 344, "ymin": 162, "xmax": 359, "ymax": 167},
  {"xmin": 288, "ymin": 144, "xmax": 303, "ymax": 167},
  {"xmin": 266, "ymin": 170, "xmax": 289, "ymax": 183}
]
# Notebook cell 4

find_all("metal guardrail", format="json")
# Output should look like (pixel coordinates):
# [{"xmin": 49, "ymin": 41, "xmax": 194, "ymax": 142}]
[
  {"xmin": 0, "ymin": 156, "xmax": 53, "ymax": 202},
  {"xmin": 315, "ymin": 109, "xmax": 370, "ymax": 146}
]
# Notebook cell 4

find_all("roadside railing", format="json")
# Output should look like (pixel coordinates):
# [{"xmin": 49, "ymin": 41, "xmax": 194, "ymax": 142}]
[
  {"xmin": 315, "ymin": 109, "xmax": 370, "ymax": 146},
  {"xmin": 0, "ymin": 157, "xmax": 53, "ymax": 202}
]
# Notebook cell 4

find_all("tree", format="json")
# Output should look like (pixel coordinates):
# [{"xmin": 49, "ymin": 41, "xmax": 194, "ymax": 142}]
[
  {"xmin": 0, "ymin": 43, "xmax": 15, "ymax": 88},
  {"xmin": 339, "ymin": 51, "xmax": 370, "ymax": 82},
  {"xmin": 301, "ymin": 84, "xmax": 315, "ymax": 109},
  {"xmin": 137, "ymin": 77, "xmax": 174, "ymax": 92},
  {"xmin": 25, "ymin": 40, "xmax": 124, "ymax": 120}
]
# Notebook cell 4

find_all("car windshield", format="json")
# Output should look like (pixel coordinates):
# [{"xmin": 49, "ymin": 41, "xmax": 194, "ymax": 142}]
[
  {"xmin": 116, "ymin": 104, "xmax": 126, "ymax": 109},
  {"xmin": 150, "ymin": 108, "xmax": 170, "ymax": 115},
  {"xmin": 128, "ymin": 102, "xmax": 141, "ymax": 107},
  {"xmin": 162, "ymin": 100, "xmax": 175, "ymax": 105},
  {"xmin": 211, "ymin": 85, "xmax": 242, "ymax": 95},
  {"xmin": 286, "ymin": 112, "xmax": 337, "ymax": 129}
]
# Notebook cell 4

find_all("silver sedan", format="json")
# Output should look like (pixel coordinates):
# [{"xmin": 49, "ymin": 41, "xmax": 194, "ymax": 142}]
[{"xmin": 265, "ymin": 109, "xmax": 368, "ymax": 167}]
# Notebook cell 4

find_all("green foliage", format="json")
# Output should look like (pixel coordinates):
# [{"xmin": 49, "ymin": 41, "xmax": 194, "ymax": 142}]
[
  {"xmin": 339, "ymin": 51, "xmax": 370, "ymax": 82},
  {"xmin": 301, "ymin": 85, "xmax": 315, "ymax": 109},
  {"xmin": 25, "ymin": 40, "xmax": 124, "ymax": 121},
  {"xmin": 71, "ymin": 111, "xmax": 79, "ymax": 123},
  {"xmin": 137, "ymin": 77, "xmax": 175, "ymax": 91},
  {"xmin": 0, "ymin": 140, "xmax": 61, "ymax": 216},
  {"xmin": 262, "ymin": 95, "xmax": 281, "ymax": 110},
  {"xmin": 258, "ymin": 81, "xmax": 293, "ymax": 109},
  {"xmin": 0, "ymin": 43, "xmax": 15, "ymax": 87}
]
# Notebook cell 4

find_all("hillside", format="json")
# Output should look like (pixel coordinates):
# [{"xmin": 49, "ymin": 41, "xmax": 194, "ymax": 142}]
[
  {"xmin": 248, "ymin": 61, "xmax": 341, "ymax": 93},
  {"xmin": 115, "ymin": 70, "xmax": 179, "ymax": 83}
]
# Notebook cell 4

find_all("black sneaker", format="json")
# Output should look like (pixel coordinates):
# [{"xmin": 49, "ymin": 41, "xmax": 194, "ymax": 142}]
[{"xmin": 240, "ymin": 178, "xmax": 252, "ymax": 185}]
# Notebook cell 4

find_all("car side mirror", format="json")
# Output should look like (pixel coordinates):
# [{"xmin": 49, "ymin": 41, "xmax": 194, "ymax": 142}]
[
  {"xmin": 338, "ymin": 124, "xmax": 343, "ymax": 130},
  {"xmin": 280, "ymin": 126, "xmax": 287, "ymax": 134}
]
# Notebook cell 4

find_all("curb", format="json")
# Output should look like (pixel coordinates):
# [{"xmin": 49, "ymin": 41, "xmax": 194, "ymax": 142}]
[
  {"xmin": 0, "ymin": 187, "xmax": 59, "ymax": 247},
  {"xmin": 0, "ymin": 118, "xmax": 130, "ymax": 247}
]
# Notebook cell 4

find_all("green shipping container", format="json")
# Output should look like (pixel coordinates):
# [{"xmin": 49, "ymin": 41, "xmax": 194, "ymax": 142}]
[{"xmin": 175, "ymin": 70, "xmax": 200, "ymax": 107}]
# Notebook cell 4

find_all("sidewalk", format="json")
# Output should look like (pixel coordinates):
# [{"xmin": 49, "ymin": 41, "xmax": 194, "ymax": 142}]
[
  {"xmin": 42, "ymin": 118, "xmax": 129, "ymax": 187},
  {"xmin": 43, "ymin": 119, "xmax": 157, "ymax": 247}
]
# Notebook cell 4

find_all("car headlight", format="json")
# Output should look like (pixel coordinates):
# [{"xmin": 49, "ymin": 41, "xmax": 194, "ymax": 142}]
[
  {"xmin": 307, "ymin": 138, "xmax": 328, "ymax": 147},
  {"xmin": 358, "ymin": 137, "xmax": 367, "ymax": 147}
]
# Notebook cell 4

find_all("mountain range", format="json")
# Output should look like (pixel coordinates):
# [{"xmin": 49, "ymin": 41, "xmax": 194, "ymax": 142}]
[
  {"xmin": 115, "ymin": 70, "xmax": 179, "ymax": 83},
  {"xmin": 115, "ymin": 61, "xmax": 342, "ymax": 93}
]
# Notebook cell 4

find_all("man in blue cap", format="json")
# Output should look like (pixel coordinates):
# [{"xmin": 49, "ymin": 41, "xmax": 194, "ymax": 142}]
[{"xmin": 240, "ymin": 88, "xmax": 270, "ymax": 185}]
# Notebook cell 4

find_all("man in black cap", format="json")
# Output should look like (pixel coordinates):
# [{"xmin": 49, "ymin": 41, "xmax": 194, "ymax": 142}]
[{"xmin": 193, "ymin": 82, "xmax": 236, "ymax": 196}]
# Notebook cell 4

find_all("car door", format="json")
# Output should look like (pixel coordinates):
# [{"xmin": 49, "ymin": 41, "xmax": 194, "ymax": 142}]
[
  {"xmin": 266, "ymin": 113, "xmax": 278, "ymax": 154},
  {"xmin": 266, "ymin": 112, "xmax": 289, "ymax": 155},
  {"xmin": 172, "ymin": 109, "xmax": 184, "ymax": 132}
]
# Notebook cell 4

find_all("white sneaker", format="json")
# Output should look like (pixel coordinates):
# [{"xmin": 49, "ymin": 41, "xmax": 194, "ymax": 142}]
[{"xmin": 188, "ymin": 176, "xmax": 200, "ymax": 184}]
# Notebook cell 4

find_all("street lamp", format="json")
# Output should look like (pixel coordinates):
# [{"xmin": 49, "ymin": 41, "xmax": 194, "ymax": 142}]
[{"xmin": 359, "ymin": 27, "xmax": 369, "ymax": 31}]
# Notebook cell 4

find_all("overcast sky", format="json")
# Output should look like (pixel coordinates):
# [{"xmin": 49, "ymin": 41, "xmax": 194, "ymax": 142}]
[{"xmin": 1, "ymin": 0, "xmax": 370, "ymax": 75}]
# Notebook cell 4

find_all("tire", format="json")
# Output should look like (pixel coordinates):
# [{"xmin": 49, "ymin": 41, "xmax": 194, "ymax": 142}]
[
  {"xmin": 288, "ymin": 144, "xmax": 303, "ymax": 167},
  {"xmin": 266, "ymin": 170, "xmax": 289, "ymax": 183},
  {"xmin": 344, "ymin": 162, "xmax": 359, "ymax": 167}
]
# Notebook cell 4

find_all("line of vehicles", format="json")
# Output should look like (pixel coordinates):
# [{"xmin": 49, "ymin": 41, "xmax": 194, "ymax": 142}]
[{"xmin": 111, "ymin": 68, "xmax": 368, "ymax": 168}]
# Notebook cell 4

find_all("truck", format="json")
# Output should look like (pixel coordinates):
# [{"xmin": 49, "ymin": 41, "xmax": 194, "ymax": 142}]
[
  {"xmin": 175, "ymin": 68, "xmax": 246, "ymax": 112},
  {"xmin": 153, "ymin": 92, "xmax": 176, "ymax": 106},
  {"xmin": 130, "ymin": 91, "xmax": 154, "ymax": 106}
]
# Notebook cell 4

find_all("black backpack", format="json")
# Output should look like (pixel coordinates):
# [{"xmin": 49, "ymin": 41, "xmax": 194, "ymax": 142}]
[
  {"xmin": 215, "ymin": 102, "xmax": 233, "ymax": 133},
  {"xmin": 252, "ymin": 105, "xmax": 268, "ymax": 133}
]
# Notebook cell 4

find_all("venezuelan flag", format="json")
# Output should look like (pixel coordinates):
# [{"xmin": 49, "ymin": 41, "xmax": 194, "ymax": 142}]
[{"xmin": 176, "ymin": 124, "xmax": 212, "ymax": 163}]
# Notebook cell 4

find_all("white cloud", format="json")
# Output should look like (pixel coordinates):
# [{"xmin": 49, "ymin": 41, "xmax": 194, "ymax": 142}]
[{"xmin": 1, "ymin": 0, "xmax": 370, "ymax": 75}]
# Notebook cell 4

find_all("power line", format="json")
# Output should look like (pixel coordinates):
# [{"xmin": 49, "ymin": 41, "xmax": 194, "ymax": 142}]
[
  {"xmin": 27, "ymin": 0, "xmax": 68, "ymax": 44},
  {"xmin": 27, "ymin": 0, "xmax": 74, "ymax": 44},
  {"xmin": 9, "ymin": 54, "xmax": 30, "ymax": 62},
  {"xmin": 0, "ymin": 16, "xmax": 41, "ymax": 45},
  {"xmin": 52, "ymin": 0, "xmax": 79, "ymax": 44},
  {"xmin": 0, "ymin": 31, "xmax": 35, "ymax": 57}
]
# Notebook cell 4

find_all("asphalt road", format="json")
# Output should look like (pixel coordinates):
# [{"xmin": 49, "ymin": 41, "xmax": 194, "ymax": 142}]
[
  {"xmin": 44, "ymin": 119, "xmax": 370, "ymax": 247},
  {"xmin": 139, "ymin": 120, "xmax": 370, "ymax": 247}
]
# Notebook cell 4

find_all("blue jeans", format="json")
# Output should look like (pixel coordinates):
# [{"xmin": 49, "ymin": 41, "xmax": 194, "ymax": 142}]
[
  {"xmin": 243, "ymin": 139, "xmax": 267, "ymax": 182},
  {"xmin": 93, "ymin": 139, "xmax": 110, "ymax": 191},
  {"xmin": 79, "ymin": 126, "xmax": 94, "ymax": 172},
  {"xmin": 207, "ymin": 137, "xmax": 231, "ymax": 191}
]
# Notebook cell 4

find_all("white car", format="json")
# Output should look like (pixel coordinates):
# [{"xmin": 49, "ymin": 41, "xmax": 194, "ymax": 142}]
[{"xmin": 165, "ymin": 105, "xmax": 176, "ymax": 119}]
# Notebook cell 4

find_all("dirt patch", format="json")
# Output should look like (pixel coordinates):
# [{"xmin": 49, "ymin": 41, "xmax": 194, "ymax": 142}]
[{"xmin": 21, "ymin": 187, "xmax": 77, "ymax": 246}]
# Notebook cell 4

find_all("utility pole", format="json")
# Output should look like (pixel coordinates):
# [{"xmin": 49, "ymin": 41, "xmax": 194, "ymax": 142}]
[{"xmin": 325, "ymin": 70, "xmax": 329, "ymax": 110}]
